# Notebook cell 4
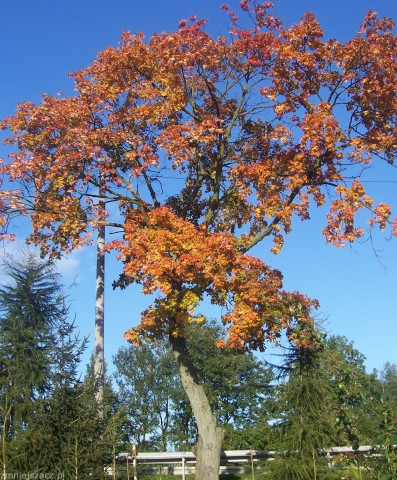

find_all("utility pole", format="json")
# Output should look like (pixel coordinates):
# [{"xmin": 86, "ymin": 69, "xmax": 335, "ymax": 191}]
[{"xmin": 94, "ymin": 192, "xmax": 105, "ymax": 415}]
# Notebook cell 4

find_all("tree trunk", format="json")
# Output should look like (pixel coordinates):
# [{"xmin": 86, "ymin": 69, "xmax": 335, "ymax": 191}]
[
  {"xmin": 170, "ymin": 332, "xmax": 224, "ymax": 480},
  {"xmin": 1, "ymin": 404, "xmax": 11, "ymax": 479},
  {"xmin": 94, "ymin": 194, "xmax": 105, "ymax": 414}
]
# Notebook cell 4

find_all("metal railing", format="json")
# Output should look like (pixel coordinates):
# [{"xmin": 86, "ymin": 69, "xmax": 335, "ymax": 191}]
[{"xmin": 110, "ymin": 446, "xmax": 379, "ymax": 478}]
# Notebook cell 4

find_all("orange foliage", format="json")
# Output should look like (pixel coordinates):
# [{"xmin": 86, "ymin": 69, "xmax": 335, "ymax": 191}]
[
  {"xmin": 1, "ymin": 2, "xmax": 396, "ymax": 350},
  {"xmin": 112, "ymin": 207, "xmax": 317, "ymax": 349}
]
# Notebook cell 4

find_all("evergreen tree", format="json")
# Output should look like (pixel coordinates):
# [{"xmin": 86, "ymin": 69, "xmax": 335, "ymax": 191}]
[
  {"xmin": 267, "ymin": 332, "xmax": 386, "ymax": 479},
  {"xmin": 19, "ymin": 320, "xmax": 96, "ymax": 478},
  {"xmin": 0, "ymin": 252, "xmax": 72, "ymax": 472},
  {"xmin": 0, "ymin": 252, "xmax": 117, "ymax": 479},
  {"xmin": 268, "ymin": 333, "xmax": 337, "ymax": 480},
  {"xmin": 20, "ymin": 352, "xmax": 127, "ymax": 478}
]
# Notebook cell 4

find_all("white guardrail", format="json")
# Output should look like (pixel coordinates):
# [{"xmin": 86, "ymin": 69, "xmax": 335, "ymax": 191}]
[{"xmin": 109, "ymin": 446, "xmax": 380, "ymax": 478}]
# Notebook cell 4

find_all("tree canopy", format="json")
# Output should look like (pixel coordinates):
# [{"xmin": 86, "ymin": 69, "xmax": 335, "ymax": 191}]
[{"xmin": 1, "ymin": 2, "xmax": 396, "ymax": 352}]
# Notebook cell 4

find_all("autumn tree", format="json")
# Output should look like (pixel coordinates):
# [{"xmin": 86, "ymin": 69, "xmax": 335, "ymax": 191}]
[{"xmin": 1, "ymin": 3, "xmax": 397, "ymax": 478}]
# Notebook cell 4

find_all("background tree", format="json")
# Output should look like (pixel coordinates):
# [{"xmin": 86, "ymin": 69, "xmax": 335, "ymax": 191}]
[
  {"xmin": 1, "ymin": 3, "xmax": 397, "ymax": 478},
  {"xmin": 267, "ymin": 332, "xmax": 387, "ymax": 479},
  {"xmin": 324, "ymin": 335, "xmax": 380, "ymax": 447},
  {"xmin": 0, "ymin": 253, "xmax": 128, "ymax": 478},
  {"xmin": 114, "ymin": 319, "xmax": 273, "ymax": 452},
  {"xmin": 350, "ymin": 363, "xmax": 397, "ymax": 479},
  {"xmin": 113, "ymin": 339, "xmax": 178, "ymax": 451},
  {"xmin": 20, "ymin": 343, "xmax": 105, "ymax": 479},
  {"xmin": 83, "ymin": 355, "xmax": 129, "ymax": 464},
  {"xmin": 379, "ymin": 362, "xmax": 397, "ymax": 412},
  {"xmin": 0, "ymin": 253, "xmax": 71, "ymax": 473},
  {"xmin": 0, "ymin": 252, "xmax": 114, "ymax": 477},
  {"xmin": 31, "ymin": 355, "xmax": 129, "ymax": 480},
  {"xmin": 268, "ymin": 330, "xmax": 338, "ymax": 479}
]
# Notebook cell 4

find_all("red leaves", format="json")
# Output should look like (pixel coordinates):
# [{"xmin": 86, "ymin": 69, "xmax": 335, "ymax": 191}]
[
  {"xmin": 1, "ymin": 4, "xmax": 396, "ymax": 349},
  {"xmin": 239, "ymin": 0, "xmax": 250, "ymax": 12},
  {"xmin": 116, "ymin": 206, "xmax": 317, "ymax": 350},
  {"xmin": 323, "ymin": 180, "xmax": 375, "ymax": 246}
]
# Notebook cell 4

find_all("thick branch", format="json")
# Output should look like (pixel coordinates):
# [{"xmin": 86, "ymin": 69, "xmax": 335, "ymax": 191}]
[{"xmin": 203, "ymin": 78, "xmax": 250, "ymax": 226}]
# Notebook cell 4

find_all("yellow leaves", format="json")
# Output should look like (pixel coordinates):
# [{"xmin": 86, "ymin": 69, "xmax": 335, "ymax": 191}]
[
  {"xmin": 1, "ymin": 2, "xmax": 397, "ymax": 354},
  {"xmin": 274, "ymin": 102, "xmax": 291, "ymax": 119},
  {"xmin": 299, "ymin": 103, "xmax": 345, "ymax": 159},
  {"xmin": 369, "ymin": 203, "xmax": 392, "ymax": 231},
  {"xmin": 169, "ymin": 290, "xmax": 200, "ymax": 314},
  {"xmin": 110, "ymin": 205, "xmax": 318, "ymax": 351},
  {"xmin": 258, "ymin": 86, "xmax": 277, "ymax": 101},
  {"xmin": 335, "ymin": 181, "xmax": 373, "ymax": 209},
  {"xmin": 215, "ymin": 339, "xmax": 226, "ymax": 349},
  {"xmin": 270, "ymin": 233, "xmax": 284, "ymax": 255},
  {"xmin": 123, "ymin": 328, "xmax": 141, "ymax": 347},
  {"xmin": 194, "ymin": 315, "xmax": 206, "ymax": 326},
  {"xmin": 321, "ymin": 180, "xmax": 394, "ymax": 247}
]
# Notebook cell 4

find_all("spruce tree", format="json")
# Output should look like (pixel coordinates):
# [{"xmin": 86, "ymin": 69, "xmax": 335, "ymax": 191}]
[
  {"xmin": 268, "ymin": 332, "xmax": 338, "ymax": 480},
  {"xmin": 0, "ymin": 252, "xmax": 67, "ymax": 472},
  {"xmin": 267, "ymin": 332, "xmax": 385, "ymax": 479},
  {"xmin": 0, "ymin": 252, "xmax": 92, "ymax": 476},
  {"xmin": 20, "ymin": 319, "xmax": 94, "ymax": 478}
]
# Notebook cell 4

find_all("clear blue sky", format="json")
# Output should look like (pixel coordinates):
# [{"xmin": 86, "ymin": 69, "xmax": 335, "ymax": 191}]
[{"xmin": 1, "ymin": 0, "xmax": 396, "ymax": 374}]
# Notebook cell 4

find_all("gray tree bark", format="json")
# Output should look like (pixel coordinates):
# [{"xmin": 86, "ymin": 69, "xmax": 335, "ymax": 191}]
[{"xmin": 170, "ymin": 332, "xmax": 224, "ymax": 480}]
